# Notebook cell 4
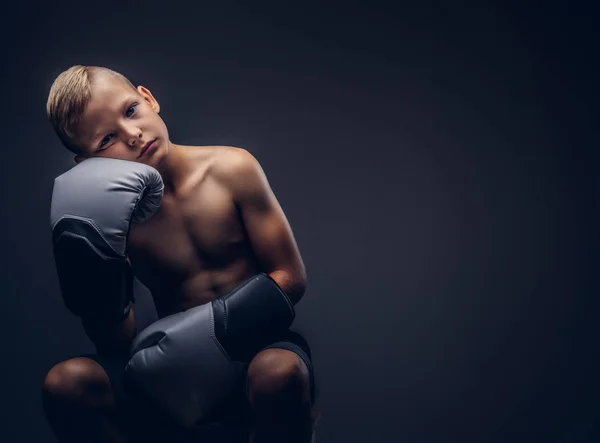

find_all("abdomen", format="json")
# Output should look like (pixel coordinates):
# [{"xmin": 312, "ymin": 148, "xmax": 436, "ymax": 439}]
[{"xmin": 151, "ymin": 253, "xmax": 260, "ymax": 317}]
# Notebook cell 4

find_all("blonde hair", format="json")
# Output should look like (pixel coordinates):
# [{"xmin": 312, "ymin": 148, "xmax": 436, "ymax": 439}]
[{"xmin": 46, "ymin": 65, "xmax": 137, "ymax": 154}]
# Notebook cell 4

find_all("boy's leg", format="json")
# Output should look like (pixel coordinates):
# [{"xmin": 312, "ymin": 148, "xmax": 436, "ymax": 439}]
[
  {"xmin": 42, "ymin": 355, "xmax": 134, "ymax": 443},
  {"xmin": 247, "ymin": 331, "xmax": 317, "ymax": 443}
]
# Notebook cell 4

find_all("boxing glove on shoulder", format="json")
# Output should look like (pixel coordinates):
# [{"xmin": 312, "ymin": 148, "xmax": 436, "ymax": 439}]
[{"xmin": 50, "ymin": 157, "xmax": 163, "ymax": 322}]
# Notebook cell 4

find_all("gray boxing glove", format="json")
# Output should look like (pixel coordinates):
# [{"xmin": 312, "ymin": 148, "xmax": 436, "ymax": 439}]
[
  {"xmin": 125, "ymin": 273, "xmax": 295, "ymax": 427},
  {"xmin": 50, "ymin": 157, "xmax": 163, "ymax": 322}
]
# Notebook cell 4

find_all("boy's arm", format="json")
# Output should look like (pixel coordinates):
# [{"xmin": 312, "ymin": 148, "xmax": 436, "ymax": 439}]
[
  {"xmin": 81, "ymin": 302, "xmax": 137, "ymax": 355},
  {"xmin": 220, "ymin": 147, "xmax": 307, "ymax": 304},
  {"xmin": 50, "ymin": 157, "xmax": 162, "ymax": 355},
  {"xmin": 81, "ymin": 257, "xmax": 137, "ymax": 355}
]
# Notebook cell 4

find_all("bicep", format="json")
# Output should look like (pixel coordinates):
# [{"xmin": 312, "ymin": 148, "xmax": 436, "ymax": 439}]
[
  {"xmin": 241, "ymin": 194, "xmax": 301, "ymax": 271},
  {"xmin": 228, "ymin": 150, "xmax": 305, "ymax": 276}
]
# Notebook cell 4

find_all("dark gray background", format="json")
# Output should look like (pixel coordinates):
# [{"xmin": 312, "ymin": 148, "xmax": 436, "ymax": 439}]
[{"xmin": 0, "ymin": 1, "xmax": 597, "ymax": 442}]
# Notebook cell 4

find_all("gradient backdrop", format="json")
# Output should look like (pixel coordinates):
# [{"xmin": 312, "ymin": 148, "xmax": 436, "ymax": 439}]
[{"xmin": 0, "ymin": 1, "xmax": 596, "ymax": 442}]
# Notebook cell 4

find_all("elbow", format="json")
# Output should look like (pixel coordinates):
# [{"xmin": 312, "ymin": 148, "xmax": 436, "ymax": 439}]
[
  {"xmin": 271, "ymin": 268, "xmax": 307, "ymax": 306},
  {"xmin": 290, "ymin": 269, "xmax": 308, "ymax": 305},
  {"xmin": 292, "ymin": 279, "xmax": 307, "ymax": 305}
]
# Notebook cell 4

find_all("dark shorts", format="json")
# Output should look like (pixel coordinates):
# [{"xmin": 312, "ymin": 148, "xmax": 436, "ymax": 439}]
[{"xmin": 80, "ymin": 330, "xmax": 316, "ymax": 443}]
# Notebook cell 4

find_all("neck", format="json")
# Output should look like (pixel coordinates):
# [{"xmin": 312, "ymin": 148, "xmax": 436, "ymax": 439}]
[{"xmin": 153, "ymin": 141, "xmax": 190, "ymax": 193}]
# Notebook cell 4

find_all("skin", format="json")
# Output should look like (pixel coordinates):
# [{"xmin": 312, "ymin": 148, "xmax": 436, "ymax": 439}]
[{"xmin": 43, "ymin": 72, "xmax": 314, "ymax": 443}]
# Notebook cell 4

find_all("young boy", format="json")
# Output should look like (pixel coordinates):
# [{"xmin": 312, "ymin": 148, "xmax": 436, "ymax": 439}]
[{"xmin": 43, "ymin": 65, "xmax": 316, "ymax": 443}]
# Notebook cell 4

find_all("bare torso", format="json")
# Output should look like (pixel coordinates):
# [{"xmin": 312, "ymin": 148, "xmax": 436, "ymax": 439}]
[{"xmin": 127, "ymin": 145, "xmax": 260, "ymax": 318}]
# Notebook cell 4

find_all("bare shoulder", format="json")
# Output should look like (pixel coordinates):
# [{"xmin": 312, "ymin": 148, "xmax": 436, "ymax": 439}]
[
  {"xmin": 205, "ymin": 146, "xmax": 271, "ymax": 202},
  {"xmin": 211, "ymin": 146, "xmax": 262, "ymax": 182},
  {"xmin": 216, "ymin": 145, "xmax": 257, "ymax": 167},
  {"xmin": 179, "ymin": 144, "xmax": 258, "ymax": 175}
]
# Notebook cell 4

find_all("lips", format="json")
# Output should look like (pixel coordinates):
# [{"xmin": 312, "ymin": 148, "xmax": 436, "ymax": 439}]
[{"xmin": 139, "ymin": 139, "xmax": 157, "ymax": 157}]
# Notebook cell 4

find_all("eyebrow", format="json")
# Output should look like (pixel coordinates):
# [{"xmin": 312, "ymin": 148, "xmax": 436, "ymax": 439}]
[{"xmin": 90, "ymin": 97, "xmax": 137, "ymax": 147}]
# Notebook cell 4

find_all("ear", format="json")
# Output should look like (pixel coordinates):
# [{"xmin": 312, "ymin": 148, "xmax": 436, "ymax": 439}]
[{"xmin": 137, "ymin": 85, "xmax": 160, "ymax": 113}]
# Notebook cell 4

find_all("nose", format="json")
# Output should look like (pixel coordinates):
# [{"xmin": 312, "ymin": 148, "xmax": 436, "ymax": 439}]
[{"xmin": 123, "ymin": 124, "xmax": 142, "ymax": 147}]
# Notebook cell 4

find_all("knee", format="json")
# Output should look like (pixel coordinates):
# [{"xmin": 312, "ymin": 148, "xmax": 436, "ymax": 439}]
[
  {"xmin": 42, "ymin": 357, "xmax": 111, "ymax": 402},
  {"xmin": 247, "ymin": 349, "xmax": 310, "ymax": 401}
]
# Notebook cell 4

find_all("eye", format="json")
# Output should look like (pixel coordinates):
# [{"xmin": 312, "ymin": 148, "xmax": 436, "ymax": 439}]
[
  {"xmin": 126, "ymin": 104, "xmax": 138, "ymax": 118},
  {"xmin": 97, "ymin": 104, "xmax": 138, "ymax": 150},
  {"xmin": 99, "ymin": 134, "xmax": 113, "ymax": 148}
]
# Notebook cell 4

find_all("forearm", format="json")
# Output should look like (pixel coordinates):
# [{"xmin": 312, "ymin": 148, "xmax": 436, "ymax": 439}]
[{"xmin": 81, "ymin": 303, "xmax": 137, "ymax": 355}]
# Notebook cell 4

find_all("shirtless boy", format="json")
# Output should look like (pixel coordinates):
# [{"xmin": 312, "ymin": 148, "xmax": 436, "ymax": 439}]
[{"xmin": 43, "ymin": 65, "xmax": 316, "ymax": 443}]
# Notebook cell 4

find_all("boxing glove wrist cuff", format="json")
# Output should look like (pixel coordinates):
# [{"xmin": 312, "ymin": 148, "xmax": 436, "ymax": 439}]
[
  {"xmin": 211, "ymin": 273, "xmax": 295, "ymax": 359},
  {"xmin": 52, "ymin": 217, "xmax": 134, "ymax": 322}
]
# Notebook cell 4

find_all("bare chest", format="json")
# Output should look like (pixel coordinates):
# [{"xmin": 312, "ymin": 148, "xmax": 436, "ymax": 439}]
[{"xmin": 127, "ymin": 175, "xmax": 246, "ymax": 287}]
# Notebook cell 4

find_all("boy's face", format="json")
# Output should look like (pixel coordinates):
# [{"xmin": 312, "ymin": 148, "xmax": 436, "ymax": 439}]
[{"xmin": 73, "ymin": 75, "xmax": 169, "ymax": 165}]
